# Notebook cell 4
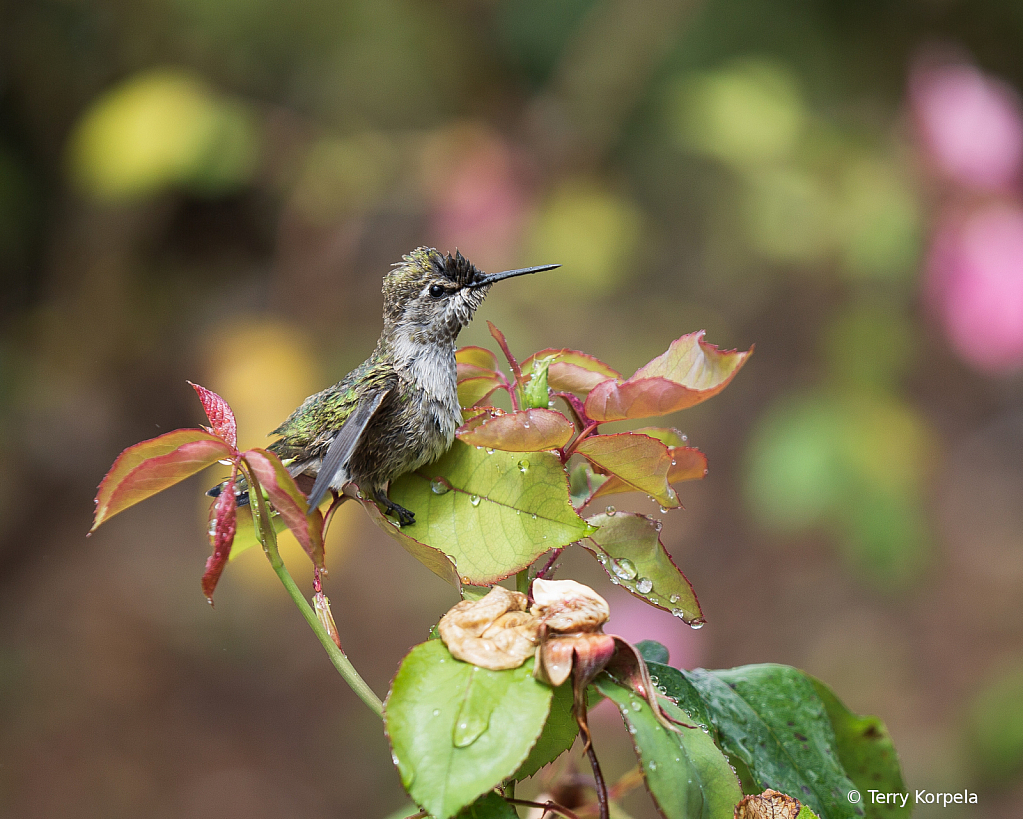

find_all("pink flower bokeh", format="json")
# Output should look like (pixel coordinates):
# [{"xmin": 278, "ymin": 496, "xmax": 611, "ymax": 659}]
[
  {"xmin": 927, "ymin": 204, "xmax": 1023, "ymax": 373},
  {"xmin": 911, "ymin": 60, "xmax": 1023, "ymax": 192}
]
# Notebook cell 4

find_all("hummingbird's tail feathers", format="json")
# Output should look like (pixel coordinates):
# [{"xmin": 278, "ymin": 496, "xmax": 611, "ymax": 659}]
[{"xmin": 305, "ymin": 389, "xmax": 389, "ymax": 512}]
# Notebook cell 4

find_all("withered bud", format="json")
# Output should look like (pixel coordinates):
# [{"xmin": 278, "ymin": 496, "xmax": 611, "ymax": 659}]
[
  {"xmin": 530, "ymin": 579, "xmax": 614, "ymax": 687},
  {"xmin": 438, "ymin": 586, "xmax": 540, "ymax": 670},
  {"xmin": 531, "ymin": 578, "xmax": 610, "ymax": 634},
  {"xmin": 734, "ymin": 789, "xmax": 802, "ymax": 819}
]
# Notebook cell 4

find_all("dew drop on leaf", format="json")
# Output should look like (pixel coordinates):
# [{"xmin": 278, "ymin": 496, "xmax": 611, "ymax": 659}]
[
  {"xmin": 669, "ymin": 594, "xmax": 680, "ymax": 604},
  {"xmin": 671, "ymin": 608, "xmax": 685, "ymax": 618},
  {"xmin": 636, "ymin": 577, "xmax": 653, "ymax": 594},
  {"xmin": 689, "ymin": 618, "xmax": 706, "ymax": 630},
  {"xmin": 659, "ymin": 505, "xmax": 670, "ymax": 513},
  {"xmin": 469, "ymin": 494, "xmax": 481, "ymax": 506},
  {"xmin": 648, "ymin": 760, "xmax": 658, "ymax": 771},
  {"xmin": 485, "ymin": 447, "xmax": 494, "ymax": 455},
  {"xmin": 218, "ymin": 458, "xmax": 233, "ymax": 466},
  {"xmin": 612, "ymin": 558, "xmax": 638, "ymax": 581},
  {"xmin": 430, "ymin": 477, "xmax": 451, "ymax": 495},
  {"xmin": 518, "ymin": 459, "xmax": 530, "ymax": 473},
  {"xmin": 605, "ymin": 505, "xmax": 617, "ymax": 516}
]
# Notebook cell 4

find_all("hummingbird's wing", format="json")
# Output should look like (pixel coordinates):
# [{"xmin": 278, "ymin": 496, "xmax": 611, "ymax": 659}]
[{"xmin": 305, "ymin": 389, "xmax": 388, "ymax": 512}]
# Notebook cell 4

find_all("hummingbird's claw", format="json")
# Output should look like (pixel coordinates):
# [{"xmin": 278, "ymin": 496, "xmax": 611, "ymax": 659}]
[{"xmin": 375, "ymin": 488, "xmax": 416, "ymax": 527}]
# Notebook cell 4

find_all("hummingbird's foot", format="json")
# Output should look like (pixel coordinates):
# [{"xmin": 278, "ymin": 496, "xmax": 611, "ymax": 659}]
[{"xmin": 374, "ymin": 488, "xmax": 416, "ymax": 526}]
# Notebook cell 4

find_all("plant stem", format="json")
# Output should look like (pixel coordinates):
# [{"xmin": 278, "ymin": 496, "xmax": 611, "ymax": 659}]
[
  {"xmin": 246, "ymin": 465, "xmax": 384, "ymax": 719},
  {"xmin": 505, "ymin": 798, "xmax": 583, "ymax": 819}
]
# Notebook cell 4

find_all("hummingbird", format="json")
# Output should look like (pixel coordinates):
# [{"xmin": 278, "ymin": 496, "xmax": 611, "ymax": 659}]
[{"xmin": 214, "ymin": 247, "xmax": 557, "ymax": 526}]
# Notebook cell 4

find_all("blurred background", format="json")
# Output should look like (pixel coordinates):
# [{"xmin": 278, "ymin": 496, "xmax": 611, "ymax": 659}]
[{"xmin": 2, "ymin": 1, "xmax": 1023, "ymax": 817}]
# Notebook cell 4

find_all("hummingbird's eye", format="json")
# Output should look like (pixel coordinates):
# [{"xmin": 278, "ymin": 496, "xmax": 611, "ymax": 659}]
[{"xmin": 429, "ymin": 284, "xmax": 447, "ymax": 298}]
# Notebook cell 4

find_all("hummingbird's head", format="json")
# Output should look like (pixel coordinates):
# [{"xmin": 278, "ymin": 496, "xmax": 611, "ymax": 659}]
[{"xmin": 381, "ymin": 247, "xmax": 558, "ymax": 344}]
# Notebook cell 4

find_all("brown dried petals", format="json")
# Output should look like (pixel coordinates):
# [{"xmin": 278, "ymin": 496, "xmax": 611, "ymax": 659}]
[
  {"xmin": 531, "ymin": 578, "xmax": 610, "ymax": 633},
  {"xmin": 734, "ymin": 789, "xmax": 803, "ymax": 819},
  {"xmin": 438, "ymin": 586, "xmax": 540, "ymax": 670}
]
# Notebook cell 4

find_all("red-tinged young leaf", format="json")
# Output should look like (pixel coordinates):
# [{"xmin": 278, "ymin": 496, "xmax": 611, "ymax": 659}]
[
  {"xmin": 359, "ymin": 496, "xmax": 461, "ymax": 587},
  {"xmin": 202, "ymin": 469, "xmax": 238, "ymax": 601},
  {"xmin": 631, "ymin": 427, "xmax": 689, "ymax": 447},
  {"xmin": 575, "ymin": 432, "xmax": 680, "ymax": 508},
  {"xmin": 243, "ymin": 449, "xmax": 325, "ymax": 570},
  {"xmin": 457, "ymin": 409, "xmax": 575, "ymax": 452},
  {"xmin": 458, "ymin": 375, "xmax": 504, "ymax": 409},
  {"xmin": 588, "ymin": 445, "xmax": 708, "ymax": 503},
  {"xmin": 188, "ymin": 381, "xmax": 238, "ymax": 449},
  {"xmin": 456, "ymin": 345, "xmax": 499, "ymax": 373},
  {"xmin": 522, "ymin": 349, "xmax": 621, "ymax": 395},
  {"xmin": 92, "ymin": 429, "xmax": 234, "ymax": 531},
  {"xmin": 585, "ymin": 332, "xmax": 752, "ymax": 422},
  {"xmin": 583, "ymin": 512, "xmax": 703, "ymax": 623},
  {"xmin": 488, "ymin": 321, "xmax": 522, "ymax": 380}
]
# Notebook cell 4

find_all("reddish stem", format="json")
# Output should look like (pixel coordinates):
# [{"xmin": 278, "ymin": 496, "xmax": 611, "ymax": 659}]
[
  {"xmin": 562, "ymin": 420, "xmax": 599, "ymax": 460},
  {"xmin": 505, "ymin": 798, "xmax": 583, "ymax": 819}
]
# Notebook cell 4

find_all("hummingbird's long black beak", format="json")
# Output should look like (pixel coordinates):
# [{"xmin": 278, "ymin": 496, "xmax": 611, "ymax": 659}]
[{"xmin": 470, "ymin": 263, "xmax": 560, "ymax": 288}]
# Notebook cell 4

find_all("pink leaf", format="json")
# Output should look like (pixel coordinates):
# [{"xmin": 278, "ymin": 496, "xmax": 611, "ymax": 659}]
[
  {"xmin": 521, "ymin": 349, "xmax": 622, "ymax": 395},
  {"xmin": 92, "ymin": 429, "xmax": 234, "ymax": 531},
  {"xmin": 575, "ymin": 432, "xmax": 679, "ymax": 508},
  {"xmin": 457, "ymin": 408, "xmax": 575, "ymax": 451},
  {"xmin": 585, "ymin": 332, "xmax": 752, "ymax": 422},
  {"xmin": 244, "ymin": 449, "xmax": 325, "ymax": 570},
  {"xmin": 188, "ymin": 382, "xmax": 238, "ymax": 449},
  {"xmin": 202, "ymin": 469, "xmax": 238, "ymax": 602}
]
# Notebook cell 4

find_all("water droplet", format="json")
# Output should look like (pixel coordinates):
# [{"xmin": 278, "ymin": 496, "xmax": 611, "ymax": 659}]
[
  {"xmin": 475, "ymin": 445, "xmax": 483, "ymax": 450},
  {"xmin": 636, "ymin": 577, "xmax": 653, "ymax": 594},
  {"xmin": 485, "ymin": 447, "xmax": 494, "ymax": 455},
  {"xmin": 531, "ymin": 513, "xmax": 537, "ymax": 520},
  {"xmin": 432, "ymin": 709, "xmax": 441, "ymax": 717},
  {"xmin": 516, "ymin": 509, "xmax": 521, "ymax": 515},
  {"xmin": 461, "ymin": 576, "xmax": 471, "ymax": 584},
  {"xmin": 669, "ymin": 594, "xmax": 680, "ymax": 604},
  {"xmin": 654, "ymin": 520, "xmax": 662, "ymax": 532},
  {"xmin": 671, "ymin": 608, "xmax": 685, "ymax": 618},
  {"xmin": 207, "ymin": 521, "xmax": 217, "ymax": 537},
  {"xmin": 596, "ymin": 554, "xmax": 607, "ymax": 564},
  {"xmin": 612, "ymin": 558, "xmax": 638, "ymax": 581},
  {"xmin": 659, "ymin": 505, "xmax": 670, "ymax": 513},
  {"xmin": 680, "ymin": 433, "xmax": 688, "ymax": 443},
  {"xmin": 469, "ymin": 494, "xmax": 481, "ymax": 506},
  {"xmin": 430, "ymin": 478, "xmax": 451, "ymax": 495},
  {"xmin": 647, "ymin": 760, "xmax": 657, "ymax": 771},
  {"xmin": 523, "ymin": 420, "xmax": 530, "ymax": 429},
  {"xmin": 218, "ymin": 458, "xmax": 233, "ymax": 466},
  {"xmin": 609, "ymin": 577, "xmax": 620, "ymax": 585},
  {"xmin": 670, "ymin": 459, "xmax": 676, "ymax": 466},
  {"xmin": 649, "ymin": 675, "xmax": 659, "ymax": 685},
  {"xmin": 631, "ymin": 701, "xmax": 642, "ymax": 711},
  {"xmin": 605, "ymin": 505, "xmax": 617, "ymax": 516},
  {"xmin": 628, "ymin": 724, "xmax": 637, "ymax": 734},
  {"xmin": 689, "ymin": 618, "xmax": 706, "ymax": 630},
  {"xmin": 518, "ymin": 459, "xmax": 530, "ymax": 473},
  {"xmin": 548, "ymin": 399, "xmax": 555, "ymax": 407}
]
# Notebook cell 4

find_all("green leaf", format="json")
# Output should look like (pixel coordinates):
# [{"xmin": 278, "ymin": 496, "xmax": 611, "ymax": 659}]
[
  {"xmin": 388, "ymin": 441, "xmax": 595, "ymax": 585},
  {"xmin": 457, "ymin": 346, "xmax": 499, "ymax": 374},
  {"xmin": 385, "ymin": 640, "xmax": 554, "ymax": 819},
  {"xmin": 360, "ymin": 497, "xmax": 461, "ymax": 587},
  {"xmin": 92, "ymin": 428, "xmax": 233, "ymax": 531},
  {"xmin": 596, "ymin": 676, "xmax": 742, "ymax": 819},
  {"xmin": 647, "ymin": 661, "xmax": 715, "ymax": 730},
  {"xmin": 455, "ymin": 791, "xmax": 518, "ymax": 819},
  {"xmin": 589, "ymin": 445, "xmax": 707, "ymax": 503},
  {"xmin": 575, "ymin": 432, "xmax": 680, "ymax": 508},
  {"xmin": 685, "ymin": 664, "xmax": 863, "ymax": 819},
  {"xmin": 458, "ymin": 375, "xmax": 503, "ymax": 409},
  {"xmin": 636, "ymin": 640, "xmax": 670, "ymax": 665},
  {"xmin": 243, "ymin": 449, "xmax": 324, "ymax": 570},
  {"xmin": 810, "ymin": 678, "xmax": 908, "ymax": 819},
  {"xmin": 582, "ymin": 512, "xmax": 702, "ymax": 623},
  {"xmin": 457, "ymin": 409, "xmax": 575, "ymax": 452},
  {"xmin": 513, "ymin": 675, "xmax": 578, "ymax": 780},
  {"xmin": 585, "ymin": 332, "xmax": 751, "ymax": 422}
]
